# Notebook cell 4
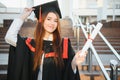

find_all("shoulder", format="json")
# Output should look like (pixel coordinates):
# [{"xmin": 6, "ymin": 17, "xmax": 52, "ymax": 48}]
[
  {"xmin": 62, "ymin": 37, "xmax": 70, "ymax": 42},
  {"xmin": 25, "ymin": 37, "xmax": 35, "ymax": 52},
  {"xmin": 62, "ymin": 37, "xmax": 71, "ymax": 45}
]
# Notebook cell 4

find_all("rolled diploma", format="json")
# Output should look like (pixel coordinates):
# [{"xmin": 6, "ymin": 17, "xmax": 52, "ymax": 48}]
[{"xmin": 80, "ymin": 23, "xmax": 103, "ymax": 56}]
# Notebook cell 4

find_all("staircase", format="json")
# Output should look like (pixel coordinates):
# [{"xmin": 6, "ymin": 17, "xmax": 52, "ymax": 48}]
[
  {"xmin": 78, "ymin": 28, "xmax": 120, "ymax": 80},
  {"xmin": 0, "ymin": 18, "xmax": 120, "ymax": 80},
  {"xmin": 61, "ymin": 18, "xmax": 120, "ymax": 80},
  {"xmin": 0, "ymin": 27, "xmax": 8, "ymax": 80}
]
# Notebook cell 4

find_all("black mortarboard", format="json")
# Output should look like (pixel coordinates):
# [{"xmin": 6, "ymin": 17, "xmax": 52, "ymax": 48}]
[{"xmin": 33, "ymin": 0, "xmax": 62, "ymax": 22}]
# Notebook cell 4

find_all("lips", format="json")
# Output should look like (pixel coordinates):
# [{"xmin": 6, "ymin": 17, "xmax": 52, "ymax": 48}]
[{"xmin": 48, "ymin": 25, "xmax": 54, "ymax": 29}]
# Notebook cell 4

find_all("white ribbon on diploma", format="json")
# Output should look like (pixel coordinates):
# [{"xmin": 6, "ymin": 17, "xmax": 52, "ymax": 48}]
[{"xmin": 80, "ymin": 23, "xmax": 103, "ymax": 56}]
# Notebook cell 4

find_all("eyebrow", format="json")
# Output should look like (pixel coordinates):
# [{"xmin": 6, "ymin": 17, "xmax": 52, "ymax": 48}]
[{"xmin": 47, "ymin": 16, "xmax": 57, "ymax": 20}]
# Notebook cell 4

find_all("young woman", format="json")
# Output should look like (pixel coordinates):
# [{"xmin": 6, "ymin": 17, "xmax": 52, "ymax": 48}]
[{"xmin": 5, "ymin": 1, "xmax": 87, "ymax": 80}]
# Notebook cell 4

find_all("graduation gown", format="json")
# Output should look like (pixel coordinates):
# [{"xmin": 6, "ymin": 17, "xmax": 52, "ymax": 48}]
[{"xmin": 7, "ymin": 35, "xmax": 80, "ymax": 80}]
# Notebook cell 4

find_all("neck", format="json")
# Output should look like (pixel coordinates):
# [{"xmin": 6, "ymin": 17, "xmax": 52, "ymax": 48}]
[{"xmin": 44, "ymin": 32, "xmax": 53, "ymax": 41}]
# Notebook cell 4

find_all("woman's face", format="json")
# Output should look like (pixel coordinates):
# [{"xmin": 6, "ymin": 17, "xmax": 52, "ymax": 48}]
[{"xmin": 43, "ymin": 12, "xmax": 58, "ymax": 34}]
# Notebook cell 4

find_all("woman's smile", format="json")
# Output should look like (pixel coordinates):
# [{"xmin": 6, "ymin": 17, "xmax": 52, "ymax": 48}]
[{"xmin": 44, "ymin": 12, "xmax": 58, "ymax": 33}]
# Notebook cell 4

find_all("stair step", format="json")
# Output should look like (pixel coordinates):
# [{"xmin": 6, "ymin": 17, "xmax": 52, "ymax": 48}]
[
  {"xmin": 0, "ymin": 70, "xmax": 7, "ymax": 80},
  {"xmin": 0, "ymin": 39, "xmax": 5, "ymax": 41},
  {"xmin": 96, "ymin": 50, "xmax": 120, "ymax": 54},
  {"xmin": 0, "ymin": 65, "xmax": 8, "ymax": 70},
  {"xmin": 0, "ymin": 43, "xmax": 8, "ymax": 45},
  {"xmin": 79, "ymin": 42, "xmax": 120, "ymax": 46},
  {"xmin": 72, "ymin": 45, "xmax": 120, "ymax": 52},
  {"xmin": 79, "ymin": 70, "xmax": 101, "ymax": 76},
  {"xmin": 0, "ymin": 54, "xmax": 8, "ymax": 65},
  {"xmin": 0, "ymin": 49, "xmax": 9, "ymax": 53},
  {"xmin": 79, "ymin": 39, "xmax": 120, "ymax": 42},
  {"xmin": 0, "ymin": 70, "xmax": 7, "ymax": 75},
  {"xmin": 0, "ymin": 45, "xmax": 10, "ymax": 49}
]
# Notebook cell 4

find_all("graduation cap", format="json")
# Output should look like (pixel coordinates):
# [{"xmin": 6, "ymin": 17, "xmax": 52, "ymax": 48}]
[{"xmin": 33, "ymin": 0, "xmax": 62, "ymax": 22}]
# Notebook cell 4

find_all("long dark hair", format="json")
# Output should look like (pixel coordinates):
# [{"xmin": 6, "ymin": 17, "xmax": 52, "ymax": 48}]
[{"xmin": 33, "ymin": 11, "xmax": 63, "ymax": 70}]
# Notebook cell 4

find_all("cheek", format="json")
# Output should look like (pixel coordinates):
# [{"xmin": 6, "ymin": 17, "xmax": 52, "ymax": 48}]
[
  {"xmin": 53, "ymin": 24, "xmax": 58, "ymax": 32},
  {"xmin": 43, "ymin": 20, "xmax": 48, "ymax": 26},
  {"xmin": 54, "ymin": 24, "xmax": 57, "ymax": 29},
  {"xmin": 43, "ymin": 21, "xmax": 48, "ymax": 29}
]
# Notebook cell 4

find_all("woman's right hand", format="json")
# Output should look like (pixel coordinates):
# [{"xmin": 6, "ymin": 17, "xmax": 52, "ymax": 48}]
[{"xmin": 20, "ymin": 8, "xmax": 34, "ymax": 20}]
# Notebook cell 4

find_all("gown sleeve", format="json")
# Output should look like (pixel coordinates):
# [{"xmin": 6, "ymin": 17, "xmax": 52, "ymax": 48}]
[
  {"xmin": 5, "ymin": 18, "xmax": 24, "ymax": 47},
  {"xmin": 63, "ymin": 38, "xmax": 80, "ymax": 80},
  {"xmin": 7, "ymin": 35, "xmax": 34, "ymax": 80}
]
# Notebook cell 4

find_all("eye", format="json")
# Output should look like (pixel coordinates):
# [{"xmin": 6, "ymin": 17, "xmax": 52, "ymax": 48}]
[
  {"xmin": 54, "ymin": 19, "xmax": 58, "ymax": 22},
  {"xmin": 47, "ymin": 18, "xmax": 51, "ymax": 20}
]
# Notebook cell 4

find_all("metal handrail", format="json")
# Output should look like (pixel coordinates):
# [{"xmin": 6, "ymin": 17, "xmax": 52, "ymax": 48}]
[
  {"xmin": 73, "ymin": 15, "xmax": 111, "ymax": 80},
  {"xmin": 91, "ymin": 25, "xmax": 120, "ymax": 61}
]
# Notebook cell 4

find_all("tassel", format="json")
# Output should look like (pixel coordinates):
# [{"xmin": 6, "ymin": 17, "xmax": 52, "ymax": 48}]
[{"xmin": 39, "ymin": 6, "xmax": 42, "ymax": 22}]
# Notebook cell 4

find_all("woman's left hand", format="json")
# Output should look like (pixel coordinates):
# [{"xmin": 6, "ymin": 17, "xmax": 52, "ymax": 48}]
[
  {"xmin": 75, "ymin": 50, "xmax": 88, "ymax": 65},
  {"xmin": 72, "ymin": 50, "xmax": 88, "ymax": 68},
  {"xmin": 71, "ymin": 50, "xmax": 88, "ymax": 71}
]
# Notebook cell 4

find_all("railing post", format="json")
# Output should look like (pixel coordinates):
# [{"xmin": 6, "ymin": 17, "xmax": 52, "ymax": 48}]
[
  {"xmin": 110, "ymin": 60, "xmax": 118, "ymax": 80},
  {"xmin": 73, "ymin": 26, "xmax": 77, "ymax": 38},
  {"xmin": 86, "ymin": 48, "xmax": 93, "ymax": 73},
  {"xmin": 76, "ymin": 26, "xmax": 80, "ymax": 51},
  {"xmin": 85, "ymin": 23, "xmax": 93, "ymax": 73}
]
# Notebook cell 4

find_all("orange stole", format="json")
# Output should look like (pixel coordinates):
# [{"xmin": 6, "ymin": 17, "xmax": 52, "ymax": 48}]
[{"xmin": 25, "ymin": 38, "xmax": 68, "ymax": 59}]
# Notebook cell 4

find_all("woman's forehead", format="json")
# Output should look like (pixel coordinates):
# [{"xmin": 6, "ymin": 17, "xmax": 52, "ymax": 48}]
[{"xmin": 46, "ymin": 12, "xmax": 58, "ymax": 19}]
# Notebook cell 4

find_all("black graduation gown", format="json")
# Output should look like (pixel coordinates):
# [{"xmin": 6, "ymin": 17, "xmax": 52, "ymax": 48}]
[{"xmin": 7, "ymin": 35, "xmax": 80, "ymax": 80}]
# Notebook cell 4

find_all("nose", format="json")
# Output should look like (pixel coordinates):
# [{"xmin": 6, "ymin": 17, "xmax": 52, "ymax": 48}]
[{"xmin": 50, "ymin": 20, "xmax": 56, "ymax": 25}]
